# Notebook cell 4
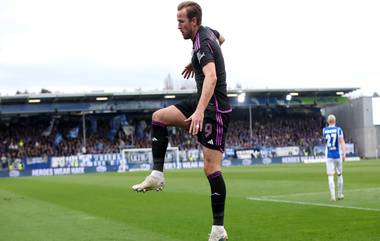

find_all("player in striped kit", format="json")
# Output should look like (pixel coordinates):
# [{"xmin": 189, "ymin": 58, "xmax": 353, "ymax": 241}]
[{"xmin": 323, "ymin": 114, "xmax": 346, "ymax": 201}]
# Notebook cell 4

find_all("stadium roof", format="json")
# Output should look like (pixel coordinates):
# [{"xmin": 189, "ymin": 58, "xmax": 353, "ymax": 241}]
[
  {"xmin": 0, "ymin": 87, "xmax": 359, "ymax": 104},
  {"xmin": 0, "ymin": 87, "xmax": 359, "ymax": 116}
]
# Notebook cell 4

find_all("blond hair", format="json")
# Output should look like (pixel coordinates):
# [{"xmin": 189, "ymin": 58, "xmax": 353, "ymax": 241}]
[{"xmin": 327, "ymin": 114, "xmax": 336, "ymax": 125}]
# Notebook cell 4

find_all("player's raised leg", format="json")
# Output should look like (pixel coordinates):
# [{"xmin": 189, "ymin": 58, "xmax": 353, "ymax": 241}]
[
  {"xmin": 203, "ymin": 147, "xmax": 228, "ymax": 241},
  {"xmin": 132, "ymin": 105, "xmax": 187, "ymax": 192}
]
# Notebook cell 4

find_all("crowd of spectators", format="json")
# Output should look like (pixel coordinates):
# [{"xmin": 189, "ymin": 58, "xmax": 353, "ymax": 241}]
[
  {"xmin": 227, "ymin": 114, "xmax": 324, "ymax": 151},
  {"xmin": 1, "ymin": 111, "xmax": 329, "ymax": 168}
]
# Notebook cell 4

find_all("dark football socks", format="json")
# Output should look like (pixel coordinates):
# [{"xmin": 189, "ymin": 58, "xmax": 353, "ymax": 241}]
[
  {"xmin": 207, "ymin": 171, "xmax": 226, "ymax": 226},
  {"xmin": 151, "ymin": 121, "xmax": 168, "ymax": 172}
]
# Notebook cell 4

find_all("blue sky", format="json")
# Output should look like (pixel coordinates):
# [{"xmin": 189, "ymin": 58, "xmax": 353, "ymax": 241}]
[{"xmin": 1, "ymin": 0, "xmax": 379, "ymax": 96}]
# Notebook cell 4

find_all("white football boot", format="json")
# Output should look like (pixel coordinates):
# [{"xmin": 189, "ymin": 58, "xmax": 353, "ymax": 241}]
[
  {"xmin": 208, "ymin": 226, "xmax": 228, "ymax": 241},
  {"xmin": 132, "ymin": 175, "xmax": 164, "ymax": 193},
  {"xmin": 337, "ymin": 193, "xmax": 344, "ymax": 200}
]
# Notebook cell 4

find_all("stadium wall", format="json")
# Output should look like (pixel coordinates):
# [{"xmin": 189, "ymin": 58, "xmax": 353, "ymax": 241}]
[
  {"xmin": 322, "ymin": 97, "xmax": 378, "ymax": 158},
  {"xmin": 0, "ymin": 154, "xmax": 360, "ymax": 178}
]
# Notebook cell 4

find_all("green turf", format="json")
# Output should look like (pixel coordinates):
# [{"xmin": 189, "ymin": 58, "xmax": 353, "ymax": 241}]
[{"xmin": 1, "ymin": 160, "xmax": 380, "ymax": 241}]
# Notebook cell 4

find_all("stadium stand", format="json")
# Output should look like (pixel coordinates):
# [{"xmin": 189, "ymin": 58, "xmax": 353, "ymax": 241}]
[
  {"xmin": 0, "ymin": 109, "xmax": 330, "ymax": 169},
  {"xmin": 0, "ymin": 88, "xmax": 358, "ymax": 172}
]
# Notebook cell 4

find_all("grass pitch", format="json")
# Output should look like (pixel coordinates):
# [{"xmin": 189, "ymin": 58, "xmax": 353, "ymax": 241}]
[{"xmin": 1, "ymin": 160, "xmax": 379, "ymax": 241}]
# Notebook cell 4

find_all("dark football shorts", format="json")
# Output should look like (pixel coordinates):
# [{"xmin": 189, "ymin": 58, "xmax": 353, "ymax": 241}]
[{"xmin": 174, "ymin": 98, "xmax": 230, "ymax": 152}]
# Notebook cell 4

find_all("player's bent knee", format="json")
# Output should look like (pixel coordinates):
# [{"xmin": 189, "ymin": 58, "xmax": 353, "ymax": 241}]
[
  {"xmin": 152, "ymin": 110, "xmax": 162, "ymax": 122},
  {"xmin": 152, "ymin": 109, "xmax": 170, "ymax": 124}
]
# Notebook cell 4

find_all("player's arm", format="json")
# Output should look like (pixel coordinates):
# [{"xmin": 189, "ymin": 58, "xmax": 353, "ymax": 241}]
[
  {"xmin": 186, "ymin": 62, "xmax": 217, "ymax": 135},
  {"xmin": 197, "ymin": 62, "xmax": 217, "ymax": 113},
  {"xmin": 218, "ymin": 34, "xmax": 225, "ymax": 45},
  {"xmin": 210, "ymin": 28, "xmax": 225, "ymax": 46},
  {"xmin": 339, "ymin": 136, "xmax": 346, "ymax": 161}
]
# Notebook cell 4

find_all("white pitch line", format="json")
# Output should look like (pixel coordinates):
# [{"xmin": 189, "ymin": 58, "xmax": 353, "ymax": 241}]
[
  {"xmin": 259, "ymin": 187, "xmax": 380, "ymax": 199},
  {"xmin": 247, "ymin": 197, "xmax": 380, "ymax": 212}
]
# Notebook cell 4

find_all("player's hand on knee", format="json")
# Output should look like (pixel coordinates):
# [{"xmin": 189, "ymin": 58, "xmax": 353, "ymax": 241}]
[{"xmin": 185, "ymin": 111, "xmax": 204, "ymax": 136}]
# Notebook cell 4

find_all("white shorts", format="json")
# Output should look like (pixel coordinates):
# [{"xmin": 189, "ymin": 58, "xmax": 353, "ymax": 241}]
[{"xmin": 326, "ymin": 158, "xmax": 343, "ymax": 175}]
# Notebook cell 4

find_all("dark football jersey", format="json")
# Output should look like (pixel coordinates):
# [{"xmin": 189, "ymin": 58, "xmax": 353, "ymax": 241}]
[{"xmin": 191, "ymin": 26, "xmax": 231, "ymax": 112}]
